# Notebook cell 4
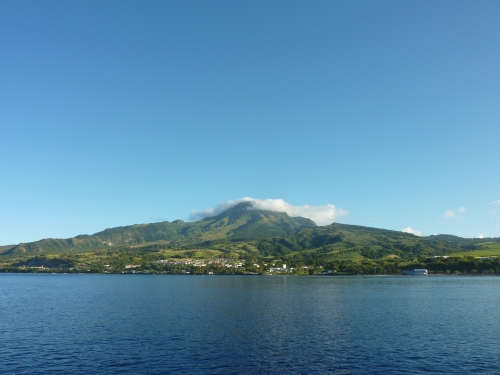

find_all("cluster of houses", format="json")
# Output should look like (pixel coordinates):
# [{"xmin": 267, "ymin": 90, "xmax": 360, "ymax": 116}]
[
  {"xmin": 126, "ymin": 258, "xmax": 290, "ymax": 274},
  {"xmin": 149, "ymin": 258, "xmax": 245, "ymax": 269}
]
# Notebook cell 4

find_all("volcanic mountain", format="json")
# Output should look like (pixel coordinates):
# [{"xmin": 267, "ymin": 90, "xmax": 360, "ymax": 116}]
[
  {"xmin": 2, "ymin": 201, "xmax": 316, "ymax": 255},
  {"xmin": 2, "ymin": 201, "xmax": 497, "ymax": 259}
]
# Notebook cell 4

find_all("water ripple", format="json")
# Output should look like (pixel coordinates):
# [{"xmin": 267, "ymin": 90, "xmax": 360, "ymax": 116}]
[{"xmin": 1, "ymin": 274, "xmax": 500, "ymax": 374}]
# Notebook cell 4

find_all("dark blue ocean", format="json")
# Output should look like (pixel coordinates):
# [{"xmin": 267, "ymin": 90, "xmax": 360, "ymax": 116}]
[{"xmin": 1, "ymin": 274, "xmax": 499, "ymax": 374}]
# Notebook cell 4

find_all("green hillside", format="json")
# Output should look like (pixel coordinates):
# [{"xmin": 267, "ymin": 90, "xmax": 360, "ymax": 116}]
[
  {"xmin": 448, "ymin": 242, "xmax": 500, "ymax": 257},
  {"xmin": 0, "ymin": 245, "xmax": 16, "ymax": 255},
  {"xmin": 2, "ymin": 201, "xmax": 499, "ymax": 274},
  {"xmin": 2, "ymin": 202, "xmax": 315, "ymax": 256}
]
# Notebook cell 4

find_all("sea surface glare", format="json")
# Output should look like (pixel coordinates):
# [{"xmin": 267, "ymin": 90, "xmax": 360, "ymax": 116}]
[{"xmin": 1, "ymin": 274, "xmax": 499, "ymax": 374}]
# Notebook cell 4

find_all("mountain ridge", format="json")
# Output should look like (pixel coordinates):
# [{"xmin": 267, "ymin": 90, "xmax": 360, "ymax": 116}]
[
  {"xmin": 1, "ymin": 202, "xmax": 315, "ymax": 255},
  {"xmin": 2, "ymin": 202, "xmax": 498, "ymax": 259}
]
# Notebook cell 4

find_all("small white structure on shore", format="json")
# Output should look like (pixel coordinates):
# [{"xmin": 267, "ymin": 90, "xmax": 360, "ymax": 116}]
[{"xmin": 405, "ymin": 269, "xmax": 428, "ymax": 275}]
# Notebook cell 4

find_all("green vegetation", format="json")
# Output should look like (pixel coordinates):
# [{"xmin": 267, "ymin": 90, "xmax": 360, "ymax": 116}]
[
  {"xmin": 1, "ymin": 202, "xmax": 499, "ymax": 275},
  {"xmin": 448, "ymin": 242, "xmax": 500, "ymax": 257}
]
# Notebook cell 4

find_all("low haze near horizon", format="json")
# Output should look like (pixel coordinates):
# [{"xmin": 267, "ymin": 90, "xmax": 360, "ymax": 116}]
[{"xmin": 1, "ymin": 1, "xmax": 499, "ymax": 245}]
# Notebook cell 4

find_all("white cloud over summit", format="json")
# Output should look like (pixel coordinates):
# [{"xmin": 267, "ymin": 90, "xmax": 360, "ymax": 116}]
[
  {"xmin": 189, "ymin": 197, "xmax": 349, "ymax": 225},
  {"xmin": 402, "ymin": 227, "xmax": 423, "ymax": 236}
]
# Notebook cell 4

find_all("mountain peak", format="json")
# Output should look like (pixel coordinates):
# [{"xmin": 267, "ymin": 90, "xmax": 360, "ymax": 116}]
[
  {"xmin": 198, "ymin": 200, "xmax": 315, "ymax": 239},
  {"xmin": 228, "ymin": 201, "xmax": 255, "ymax": 211}
]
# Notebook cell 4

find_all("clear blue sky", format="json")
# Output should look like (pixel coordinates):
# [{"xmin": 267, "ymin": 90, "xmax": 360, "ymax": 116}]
[{"xmin": 1, "ymin": 0, "xmax": 499, "ymax": 244}]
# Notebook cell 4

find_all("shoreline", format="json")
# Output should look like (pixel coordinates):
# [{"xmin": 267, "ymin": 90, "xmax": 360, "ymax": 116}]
[{"xmin": 0, "ymin": 271, "xmax": 498, "ymax": 277}]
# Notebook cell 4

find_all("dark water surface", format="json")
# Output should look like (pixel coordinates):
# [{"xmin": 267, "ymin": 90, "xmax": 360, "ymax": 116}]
[{"xmin": 1, "ymin": 274, "xmax": 499, "ymax": 374}]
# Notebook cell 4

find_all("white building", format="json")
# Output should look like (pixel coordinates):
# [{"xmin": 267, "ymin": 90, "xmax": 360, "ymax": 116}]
[{"xmin": 404, "ymin": 269, "xmax": 428, "ymax": 275}]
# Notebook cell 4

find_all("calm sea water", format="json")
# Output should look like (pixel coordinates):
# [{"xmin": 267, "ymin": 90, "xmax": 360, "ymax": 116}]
[{"xmin": 1, "ymin": 274, "xmax": 499, "ymax": 374}]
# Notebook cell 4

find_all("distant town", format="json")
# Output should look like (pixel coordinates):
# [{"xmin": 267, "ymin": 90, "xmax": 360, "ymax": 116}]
[{"xmin": 3, "ymin": 255, "xmax": 499, "ymax": 276}]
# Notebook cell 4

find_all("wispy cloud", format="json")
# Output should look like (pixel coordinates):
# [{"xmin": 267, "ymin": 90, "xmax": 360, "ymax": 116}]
[
  {"xmin": 402, "ymin": 227, "xmax": 423, "ymax": 236},
  {"xmin": 444, "ymin": 210, "xmax": 457, "ymax": 219},
  {"xmin": 478, "ymin": 234, "xmax": 484, "ymax": 239},
  {"xmin": 190, "ymin": 197, "xmax": 349, "ymax": 225},
  {"xmin": 492, "ymin": 200, "xmax": 500, "ymax": 206},
  {"xmin": 444, "ymin": 207, "xmax": 466, "ymax": 219}
]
